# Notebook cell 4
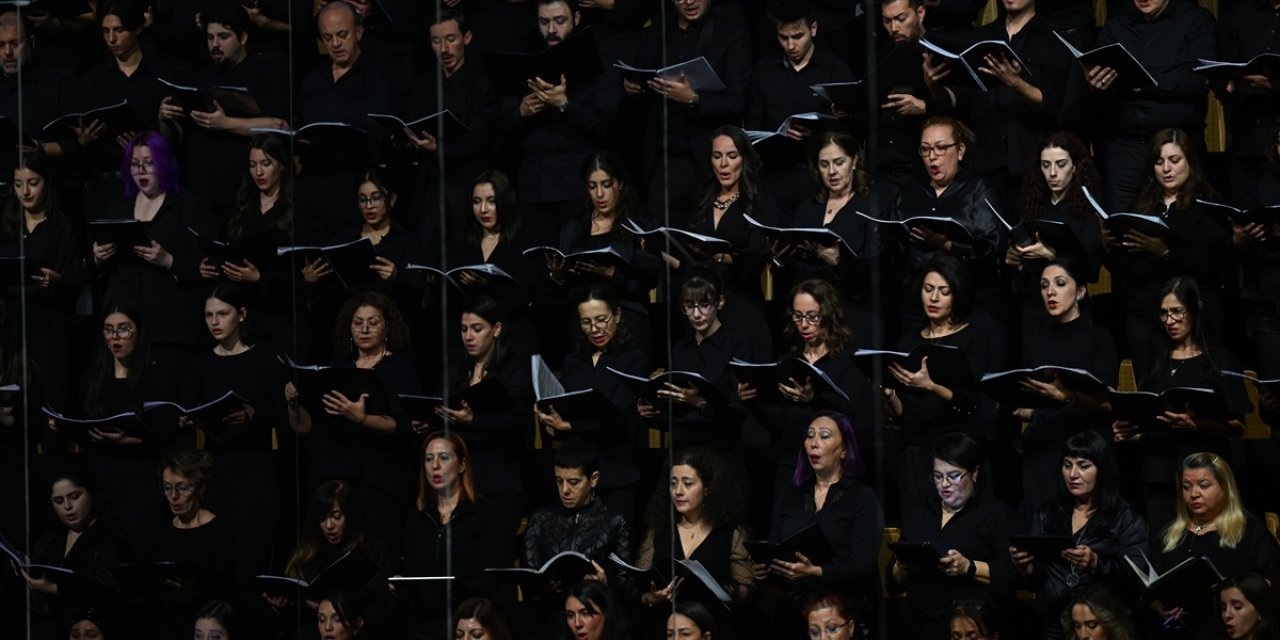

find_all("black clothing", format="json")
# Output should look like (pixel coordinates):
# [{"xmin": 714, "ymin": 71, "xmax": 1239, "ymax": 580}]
[
  {"xmin": 523, "ymin": 498, "xmax": 631, "ymax": 573},
  {"xmin": 1011, "ymin": 196, "xmax": 1106, "ymax": 293},
  {"xmin": 769, "ymin": 475, "xmax": 884, "ymax": 599},
  {"xmin": 892, "ymin": 325, "xmax": 991, "ymax": 446},
  {"xmin": 645, "ymin": 523, "xmax": 751, "ymax": 605},
  {"xmin": 783, "ymin": 190, "xmax": 887, "ymax": 307},
  {"xmin": 886, "ymin": 493, "xmax": 1020, "ymax": 640},
  {"xmin": 688, "ymin": 195, "xmax": 778, "ymax": 303},
  {"xmin": 28, "ymin": 521, "xmax": 127, "ymax": 629},
  {"xmin": 894, "ymin": 171, "xmax": 1006, "ymax": 289},
  {"xmin": 401, "ymin": 498, "xmax": 511, "ymax": 602},
  {"xmin": 444, "ymin": 355, "xmax": 533, "ymax": 501},
  {"xmin": 661, "ymin": 323, "xmax": 756, "ymax": 449},
  {"xmin": 0, "ymin": 62, "xmax": 77, "ymax": 177},
  {"xmin": 147, "ymin": 516, "xmax": 238, "ymax": 639},
  {"xmin": 747, "ymin": 46, "xmax": 855, "ymax": 134},
  {"xmin": 559, "ymin": 341, "xmax": 649, "ymax": 489}
]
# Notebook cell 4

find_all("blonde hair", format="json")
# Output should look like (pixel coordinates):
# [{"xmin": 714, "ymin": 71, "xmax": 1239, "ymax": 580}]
[{"xmin": 1161, "ymin": 452, "xmax": 1246, "ymax": 553}]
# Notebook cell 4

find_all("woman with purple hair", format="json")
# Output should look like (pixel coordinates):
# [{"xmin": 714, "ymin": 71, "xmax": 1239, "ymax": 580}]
[
  {"xmin": 89, "ymin": 131, "xmax": 216, "ymax": 365},
  {"xmin": 751, "ymin": 411, "xmax": 883, "ymax": 636}
]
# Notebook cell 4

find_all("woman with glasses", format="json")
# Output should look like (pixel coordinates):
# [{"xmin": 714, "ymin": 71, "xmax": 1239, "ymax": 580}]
[
  {"xmin": 1112, "ymin": 277, "xmax": 1249, "ymax": 527},
  {"xmin": 886, "ymin": 433, "xmax": 1017, "ymax": 640},
  {"xmin": 146, "ymin": 449, "xmax": 236, "ymax": 639},
  {"xmin": 1147, "ymin": 454, "xmax": 1280, "ymax": 638},
  {"xmin": 1105, "ymin": 128, "xmax": 1232, "ymax": 376},
  {"xmin": 1009, "ymin": 431, "xmax": 1145, "ymax": 640},
  {"xmin": 883, "ymin": 257, "xmax": 990, "ymax": 516},
  {"xmin": 1011, "ymin": 257, "xmax": 1118, "ymax": 513},
  {"xmin": 738, "ymin": 278, "xmax": 874, "ymax": 500},
  {"xmin": 535, "ymin": 286, "xmax": 647, "ymax": 518},
  {"xmin": 754, "ymin": 413, "xmax": 882, "ymax": 636},
  {"xmin": 1059, "ymin": 584, "xmax": 1138, "ymax": 640},
  {"xmin": 893, "ymin": 117, "xmax": 1004, "ymax": 329},
  {"xmin": 23, "ymin": 459, "xmax": 127, "ymax": 640},
  {"xmin": 177, "ymin": 284, "xmax": 287, "ymax": 581},
  {"xmin": 285, "ymin": 290, "xmax": 420, "ymax": 551},
  {"xmin": 801, "ymin": 592, "xmax": 857, "ymax": 640},
  {"xmin": 90, "ymin": 132, "xmax": 216, "ymax": 368},
  {"xmin": 399, "ymin": 432, "xmax": 510, "ymax": 637}
]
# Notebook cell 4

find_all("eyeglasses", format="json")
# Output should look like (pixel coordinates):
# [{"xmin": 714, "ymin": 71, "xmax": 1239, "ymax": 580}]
[
  {"xmin": 681, "ymin": 301, "xmax": 714, "ymax": 315},
  {"xmin": 161, "ymin": 482, "xmax": 194, "ymax": 496},
  {"xmin": 357, "ymin": 192, "xmax": 387, "ymax": 207},
  {"xmin": 128, "ymin": 160, "xmax": 155, "ymax": 174},
  {"xmin": 791, "ymin": 311, "xmax": 821, "ymax": 326},
  {"xmin": 1158, "ymin": 307, "xmax": 1187, "ymax": 321},
  {"xmin": 102, "ymin": 324, "xmax": 135, "ymax": 339},
  {"xmin": 807, "ymin": 620, "xmax": 853, "ymax": 638},
  {"xmin": 918, "ymin": 142, "xmax": 958, "ymax": 158},
  {"xmin": 930, "ymin": 470, "xmax": 968, "ymax": 485},
  {"xmin": 579, "ymin": 316, "xmax": 613, "ymax": 331}
]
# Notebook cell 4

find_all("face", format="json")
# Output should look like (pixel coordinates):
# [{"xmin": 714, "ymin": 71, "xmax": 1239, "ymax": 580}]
[
  {"xmin": 565, "ymin": 596, "xmax": 604, "ymax": 640},
  {"xmin": 1002, "ymin": 0, "xmax": 1033, "ymax": 12},
  {"xmin": 817, "ymin": 143, "xmax": 856, "ymax": 195},
  {"xmin": 430, "ymin": 20, "xmax": 471, "ymax": 75},
  {"xmin": 555, "ymin": 466, "xmax": 597, "ymax": 510},
  {"xmin": 319, "ymin": 503, "xmax": 347, "ymax": 545},
  {"xmin": 791, "ymin": 292, "xmax": 823, "ymax": 344},
  {"xmin": 805, "ymin": 417, "xmax": 846, "ymax": 475},
  {"xmin": 1062, "ymin": 456, "xmax": 1098, "ymax": 502},
  {"xmin": 920, "ymin": 125, "xmax": 964, "ymax": 188},
  {"xmin": 776, "ymin": 20, "xmax": 817, "ymax": 66},
  {"xmin": 1221, "ymin": 587, "xmax": 1263, "ymax": 639},
  {"xmin": 1040, "ymin": 265, "xmax": 1082, "ymax": 322},
  {"xmin": 356, "ymin": 181, "xmax": 391, "ymax": 228},
  {"xmin": 13, "ymin": 167, "xmax": 47, "ymax": 214},
  {"xmin": 949, "ymin": 615, "xmax": 989, "ymax": 640},
  {"xmin": 317, "ymin": 600, "xmax": 360, "ymax": 640},
  {"xmin": 577, "ymin": 299, "xmax": 619, "ymax": 350},
  {"xmin": 69, "ymin": 621, "xmax": 103, "ymax": 640},
  {"xmin": 672, "ymin": 0, "xmax": 710, "ymax": 24},
  {"xmin": 933, "ymin": 459, "xmax": 976, "ymax": 511},
  {"xmin": 129, "ymin": 145, "xmax": 162, "ymax": 197},
  {"xmin": 318, "ymin": 6, "xmax": 362, "ymax": 66},
  {"xmin": 586, "ymin": 169, "xmax": 622, "ymax": 215},
  {"xmin": 1181, "ymin": 467, "xmax": 1225, "ymax": 521},
  {"xmin": 424, "ymin": 438, "xmax": 465, "ymax": 493},
  {"xmin": 455, "ymin": 618, "xmax": 492, "ymax": 640},
  {"xmin": 538, "ymin": 1, "xmax": 577, "ymax": 46},
  {"xmin": 710, "ymin": 135, "xmax": 744, "ymax": 192},
  {"xmin": 194, "ymin": 617, "xmax": 229, "ymax": 640},
  {"xmin": 205, "ymin": 297, "xmax": 245, "ymax": 343},
  {"xmin": 101, "ymin": 14, "xmax": 140, "ymax": 58},
  {"xmin": 1154, "ymin": 142, "xmax": 1190, "ymax": 194},
  {"xmin": 248, "ymin": 148, "xmax": 283, "ymax": 195},
  {"xmin": 50, "ymin": 479, "xmax": 92, "ymax": 531},
  {"xmin": 460, "ymin": 312, "xmax": 501, "ymax": 360},
  {"xmin": 670, "ymin": 464, "xmax": 706, "ymax": 517},
  {"xmin": 667, "ymin": 613, "xmax": 707, "ymax": 640},
  {"xmin": 102, "ymin": 311, "xmax": 138, "ymax": 362},
  {"xmin": 206, "ymin": 22, "xmax": 246, "ymax": 65},
  {"xmin": 471, "ymin": 182, "xmax": 498, "ymax": 232},
  {"xmin": 1133, "ymin": 0, "xmax": 1169, "ymax": 18},
  {"xmin": 1040, "ymin": 146, "xmax": 1076, "ymax": 199},
  {"xmin": 0, "ymin": 21, "xmax": 31, "ymax": 77},
  {"xmin": 681, "ymin": 293, "xmax": 723, "ymax": 334},
  {"xmin": 881, "ymin": 0, "xmax": 925, "ymax": 43},
  {"xmin": 350, "ymin": 305, "xmax": 387, "ymax": 354},
  {"xmin": 807, "ymin": 606, "xmax": 854, "ymax": 640},
  {"xmin": 1159, "ymin": 292, "xmax": 1191, "ymax": 344},
  {"xmin": 921, "ymin": 271, "xmax": 955, "ymax": 322},
  {"xmin": 1070, "ymin": 603, "xmax": 1106, "ymax": 640},
  {"xmin": 162, "ymin": 468, "xmax": 200, "ymax": 518}
]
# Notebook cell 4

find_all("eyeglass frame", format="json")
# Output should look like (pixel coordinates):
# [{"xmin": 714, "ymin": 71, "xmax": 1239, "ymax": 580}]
[
  {"xmin": 128, "ymin": 159, "xmax": 156, "ymax": 174},
  {"xmin": 791, "ymin": 311, "xmax": 821, "ymax": 326},
  {"xmin": 1158, "ymin": 307, "xmax": 1188, "ymax": 322},
  {"xmin": 578, "ymin": 315, "xmax": 615, "ymax": 331},
  {"xmin": 102, "ymin": 324, "xmax": 136, "ymax": 339},
  {"xmin": 807, "ymin": 619, "xmax": 853, "ymax": 639},
  {"xmin": 160, "ymin": 482, "xmax": 195, "ymax": 496},
  {"xmin": 930, "ymin": 470, "xmax": 969, "ymax": 485},
  {"xmin": 356, "ymin": 192, "xmax": 388, "ymax": 207},
  {"xmin": 918, "ymin": 142, "xmax": 959, "ymax": 158}
]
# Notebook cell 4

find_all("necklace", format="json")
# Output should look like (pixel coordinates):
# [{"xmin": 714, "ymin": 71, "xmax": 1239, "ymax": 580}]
[
  {"xmin": 1169, "ymin": 350, "xmax": 1201, "ymax": 376},
  {"xmin": 825, "ymin": 193, "xmax": 851, "ymax": 217},
  {"xmin": 1064, "ymin": 525, "xmax": 1088, "ymax": 587},
  {"xmin": 713, "ymin": 192, "xmax": 740, "ymax": 210}
]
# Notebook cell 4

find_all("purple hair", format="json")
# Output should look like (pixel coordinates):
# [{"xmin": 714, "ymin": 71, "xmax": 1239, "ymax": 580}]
[
  {"xmin": 793, "ymin": 411, "xmax": 865, "ymax": 486},
  {"xmin": 120, "ymin": 131, "xmax": 181, "ymax": 197}
]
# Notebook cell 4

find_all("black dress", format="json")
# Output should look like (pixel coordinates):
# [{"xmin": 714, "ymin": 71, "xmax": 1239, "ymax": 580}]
[
  {"xmin": 28, "ymin": 520, "xmax": 128, "ymax": 640},
  {"xmin": 769, "ymin": 475, "xmax": 884, "ymax": 606}
]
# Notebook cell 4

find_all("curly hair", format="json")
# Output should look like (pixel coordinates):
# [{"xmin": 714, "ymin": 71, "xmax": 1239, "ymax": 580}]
[
  {"xmin": 1019, "ymin": 131, "xmax": 1103, "ymax": 221},
  {"xmin": 332, "ymin": 291, "xmax": 412, "ymax": 358},
  {"xmin": 782, "ymin": 279, "xmax": 854, "ymax": 354},
  {"xmin": 646, "ymin": 447, "xmax": 742, "ymax": 530},
  {"xmin": 694, "ymin": 126, "xmax": 762, "ymax": 226},
  {"xmin": 1132, "ymin": 128, "xmax": 1220, "ymax": 214}
]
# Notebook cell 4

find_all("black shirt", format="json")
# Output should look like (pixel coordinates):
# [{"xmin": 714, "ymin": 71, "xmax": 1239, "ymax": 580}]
[
  {"xmin": 179, "ymin": 345, "xmax": 288, "ymax": 451},
  {"xmin": 893, "ymin": 324, "xmax": 990, "ymax": 445},
  {"xmin": 770, "ymin": 475, "xmax": 884, "ymax": 598},
  {"xmin": 1215, "ymin": 0, "xmax": 1280, "ymax": 160},
  {"xmin": 1107, "ymin": 197, "xmax": 1232, "ymax": 317},
  {"xmin": 784, "ymin": 190, "xmax": 887, "ymax": 305},
  {"xmin": 746, "ymin": 45, "xmax": 854, "ymax": 133},
  {"xmin": 298, "ymin": 51, "xmax": 392, "ymax": 169},
  {"xmin": 894, "ymin": 171, "xmax": 1006, "ymax": 286},
  {"xmin": 1023, "ymin": 499, "xmax": 1147, "ymax": 617}
]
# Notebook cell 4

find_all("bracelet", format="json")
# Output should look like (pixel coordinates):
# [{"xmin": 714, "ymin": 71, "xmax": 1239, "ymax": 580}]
[{"xmin": 966, "ymin": 559, "xmax": 977, "ymax": 578}]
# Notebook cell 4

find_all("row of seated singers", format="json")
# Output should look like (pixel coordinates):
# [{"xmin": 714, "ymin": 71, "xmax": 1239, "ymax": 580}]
[{"xmin": 12, "ymin": 420, "xmax": 1280, "ymax": 639}]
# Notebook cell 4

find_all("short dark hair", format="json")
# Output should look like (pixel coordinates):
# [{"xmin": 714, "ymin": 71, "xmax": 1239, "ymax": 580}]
[
  {"xmin": 97, "ymin": 0, "xmax": 147, "ymax": 30},
  {"xmin": 432, "ymin": 6, "xmax": 469, "ymax": 33},
  {"xmin": 202, "ymin": 3, "xmax": 250, "ymax": 37},
  {"xmin": 881, "ymin": 0, "xmax": 924, "ymax": 9},
  {"xmin": 770, "ymin": 0, "xmax": 814, "ymax": 26},
  {"xmin": 537, "ymin": 0, "xmax": 580, "ymax": 12},
  {"xmin": 918, "ymin": 256, "xmax": 974, "ymax": 322},
  {"xmin": 553, "ymin": 438, "xmax": 599, "ymax": 476},
  {"xmin": 453, "ymin": 598, "xmax": 513, "ymax": 640},
  {"xmin": 932, "ymin": 433, "xmax": 985, "ymax": 480},
  {"xmin": 192, "ymin": 600, "xmax": 240, "ymax": 639},
  {"xmin": 671, "ymin": 601, "xmax": 719, "ymax": 637}
]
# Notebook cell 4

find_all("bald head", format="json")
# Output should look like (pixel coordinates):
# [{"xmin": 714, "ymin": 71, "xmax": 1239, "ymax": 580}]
[
  {"xmin": 0, "ymin": 11, "xmax": 32, "ymax": 77},
  {"xmin": 317, "ymin": 0, "xmax": 362, "ymax": 67}
]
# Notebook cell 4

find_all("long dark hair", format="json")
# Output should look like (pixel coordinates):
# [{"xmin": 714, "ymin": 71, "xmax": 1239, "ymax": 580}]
[
  {"xmin": 695, "ymin": 126, "xmax": 761, "ymax": 225},
  {"xmin": 229, "ymin": 134, "xmax": 294, "ymax": 240},
  {"xmin": 1215, "ymin": 573, "xmax": 1279, "ymax": 640},
  {"xmin": 287, "ymin": 479, "xmax": 369, "ymax": 577},
  {"xmin": 2, "ymin": 151, "xmax": 67, "ymax": 242},
  {"xmin": 1132, "ymin": 128, "xmax": 1219, "ymax": 213},
  {"xmin": 1140, "ymin": 276, "xmax": 1221, "ymax": 387},
  {"xmin": 458, "ymin": 295, "xmax": 509, "ymax": 376},
  {"xmin": 645, "ymin": 447, "xmax": 741, "ymax": 530},
  {"xmin": 84, "ymin": 302, "xmax": 151, "ymax": 417},
  {"xmin": 453, "ymin": 598, "xmax": 513, "ymax": 640},
  {"xmin": 1020, "ymin": 131, "xmax": 1102, "ymax": 221},
  {"xmin": 808, "ymin": 130, "xmax": 872, "ymax": 201},
  {"xmin": 563, "ymin": 580, "xmax": 629, "ymax": 640},
  {"xmin": 782, "ymin": 278, "xmax": 854, "ymax": 354},
  {"xmin": 580, "ymin": 150, "xmax": 644, "ymax": 234},
  {"xmin": 1043, "ymin": 431, "xmax": 1126, "ymax": 533},
  {"xmin": 466, "ymin": 170, "xmax": 521, "ymax": 248}
]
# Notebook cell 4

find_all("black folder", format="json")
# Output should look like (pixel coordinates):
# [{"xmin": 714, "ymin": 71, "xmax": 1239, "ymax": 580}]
[
  {"xmin": 920, "ymin": 38, "xmax": 1033, "ymax": 93},
  {"xmin": 744, "ymin": 523, "xmax": 834, "ymax": 566},
  {"xmin": 483, "ymin": 551, "xmax": 597, "ymax": 595},
  {"xmin": 1107, "ymin": 386, "xmax": 1231, "ymax": 428},
  {"xmin": 398, "ymin": 377, "xmax": 516, "ymax": 427},
  {"xmin": 1053, "ymin": 32, "xmax": 1156, "ymax": 92},
  {"xmin": 256, "ymin": 549, "xmax": 379, "ymax": 598},
  {"xmin": 853, "ymin": 344, "xmax": 976, "ymax": 392},
  {"xmin": 729, "ymin": 357, "xmax": 850, "ymax": 403},
  {"xmin": 522, "ymin": 246, "xmax": 631, "ymax": 276},
  {"xmin": 888, "ymin": 541, "xmax": 944, "ymax": 568},
  {"xmin": 483, "ymin": 28, "xmax": 605, "ymax": 96},
  {"xmin": 1126, "ymin": 552, "xmax": 1223, "ymax": 613},
  {"xmin": 277, "ymin": 237, "xmax": 380, "ymax": 289},
  {"xmin": 42, "ymin": 100, "xmax": 147, "ymax": 136},
  {"xmin": 855, "ymin": 212, "xmax": 974, "ymax": 243},
  {"xmin": 367, "ymin": 109, "xmax": 470, "ymax": 148},
  {"xmin": 1193, "ymin": 53, "xmax": 1280, "ymax": 83},
  {"xmin": 980, "ymin": 366, "xmax": 1107, "ymax": 410},
  {"xmin": 281, "ymin": 357, "xmax": 387, "ymax": 416},
  {"xmin": 87, "ymin": 219, "xmax": 151, "ymax": 248},
  {"xmin": 190, "ymin": 227, "xmax": 279, "ymax": 268}
]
